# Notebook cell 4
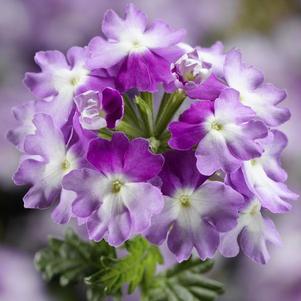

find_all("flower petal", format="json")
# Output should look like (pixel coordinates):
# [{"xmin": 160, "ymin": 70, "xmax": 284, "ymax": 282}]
[{"xmin": 122, "ymin": 182, "xmax": 164, "ymax": 233}]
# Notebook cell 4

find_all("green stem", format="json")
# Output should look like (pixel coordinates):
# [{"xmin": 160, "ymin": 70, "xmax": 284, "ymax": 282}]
[
  {"xmin": 155, "ymin": 93, "xmax": 171, "ymax": 124},
  {"xmin": 98, "ymin": 128, "xmax": 113, "ymax": 140},
  {"xmin": 155, "ymin": 90, "xmax": 186, "ymax": 138},
  {"xmin": 123, "ymin": 94, "xmax": 141, "ymax": 127},
  {"xmin": 116, "ymin": 120, "xmax": 144, "ymax": 138},
  {"xmin": 135, "ymin": 94, "xmax": 154, "ymax": 137},
  {"xmin": 141, "ymin": 92, "xmax": 153, "ymax": 109}
]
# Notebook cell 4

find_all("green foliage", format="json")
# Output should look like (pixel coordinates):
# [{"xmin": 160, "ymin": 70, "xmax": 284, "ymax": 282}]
[
  {"xmin": 34, "ymin": 230, "xmax": 115, "ymax": 287},
  {"xmin": 148, "ymin": 259, "xmax": 224, "ymax": 301},
  {"xmin": 35, "ymin": 231, "xmax": 224, "ymax": 301},
  {"xmin": 85, "ymin": 236, "xmax": 163, "ymax": 297}
]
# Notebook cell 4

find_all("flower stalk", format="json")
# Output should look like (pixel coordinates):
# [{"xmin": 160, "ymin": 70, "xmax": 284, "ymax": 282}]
[{"xmin": 155, "ymin": 90, "xmax": 186, "ymax": 138}]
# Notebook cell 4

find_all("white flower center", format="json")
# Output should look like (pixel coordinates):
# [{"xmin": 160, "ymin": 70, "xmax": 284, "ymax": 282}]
[
  {"xmin": 174, "ymin": 188, "xmax": 195, "ymax": 209},
  {"xmin": 249, "ymin": 202, "xmax": 261, "ymax": 216},
  {"xmin": 118, "ymin": 28, "xmax": 150, "ymax": 53},
  {"xmin": 43, "ymin": 150, "xmax": 77, "ymax": 188},
  {"xmin": 53, "ymin": 64, "xmax": 89, "ymax": 94}
]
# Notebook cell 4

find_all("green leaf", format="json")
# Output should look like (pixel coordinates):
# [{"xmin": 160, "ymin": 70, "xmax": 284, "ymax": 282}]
[
  {"xmin": 35, "ymin": 230, "xmax": 115, "ymax": 287},
  {"xmin": 88, "ymin": 236, "xmax": 163, "ymax": 296},
  {"xmin": 35, "ymin": 231, "xmax": 224, "ymax": 301},
  {"xmin": 147, "ymin": 258, "xmax": 224, "ymax": 301}
]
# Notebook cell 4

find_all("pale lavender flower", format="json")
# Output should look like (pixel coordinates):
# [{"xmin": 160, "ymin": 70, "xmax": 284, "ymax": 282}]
[
  {"xmin": 238, "ymin": 202, "xmax": 301, "ymax": 301},
  {"xmin": 146, "ymin": 150, "xmax": 243, "ymax": 262},
  {"xmin": 13, "ymin": 113, "xmax": 88, "ymax": 224},
  {"xmin": 24, "ymin": 47, "xmax": 113, "ymax": 127},
  {"xmin": 219, "ymin": 197, "xmax": 281, "ymax": 264},
  {"xmin": 228, "ymin": 130, "xmax": 299, "ymax": 213},
  {"xmin": 169, "ymin": 88, "xmax": 267, "ymax": 175},
  {"xmin": 197, "ymin": 41, "xmax": 226, "ymax": 77},
  {"xmin": 87, "ymin": 3, "xmax": 185, "ymax": 92},
  {"xmin": 224, "ymin": 49, "xmax": 290, "ymax": 127},
  {"xmin": 63, "ymin": 133, "xmax": 164, "ymax": 246}
]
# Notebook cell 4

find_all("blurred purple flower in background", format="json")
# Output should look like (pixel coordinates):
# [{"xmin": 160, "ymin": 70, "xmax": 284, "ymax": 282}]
[{"xmin": 0, "ymin": 248, "xmax": 51, "ymax": 301}]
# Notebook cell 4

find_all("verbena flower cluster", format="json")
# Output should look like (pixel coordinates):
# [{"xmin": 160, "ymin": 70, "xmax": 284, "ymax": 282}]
[{"xmin": 8, "ymin": 3, "xmax": 298, "ymax": 264}]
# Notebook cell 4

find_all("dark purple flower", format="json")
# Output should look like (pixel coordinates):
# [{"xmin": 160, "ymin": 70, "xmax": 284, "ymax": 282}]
[
  {"xmin": 169, "ymin": 88, "xmax": 268, "ymax": 175},
  {"xmin": 87, "ymin": 3, "xmax": 185, "ymax": 92},
  {"xmin": 74, "ymin": 87, "xmax": 124, "ymax": 130},
  {"xmin": 63, "ymin": 133, "xmax": 164, "ymax": 246},
  {"xmin": 224, "ymin": 49, "xmax": 290, "ymax": 126},
  {"xmin": 219, "ymin": 197, "xmax": 281, "ymax": 264},
  {"xmin": 146, "ymin": 150, "xmax": 243, "ymax": 262}
]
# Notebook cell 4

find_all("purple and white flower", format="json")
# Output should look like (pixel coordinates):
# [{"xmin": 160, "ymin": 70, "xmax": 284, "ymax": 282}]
[
  {"xmin": 146, "ymin": 150, "xmax": 243, "ymax": 262},
  {"xmin": 228, "ymin": 130, "xmax": 299, "ymax": 213},
  {"xmin": 169, "ymin": 88, "xmax": 268, "ymax": 175},
  {"xmin": 13, "ymin": 113, "xmax": 87, "ymax": 224},
  {"xmin": 24, "ymin": 47, "xmax": 113, "ymax": 126},
  {"xmin": 170, "ymin": 47, "xmax": 225, "ymax": 100},
  {"xmin": 219, "ymin": 197, "xmax": 281, "ymax": 264},
  {"xmin": 63, "ymin": 133, "xmax": 164, "ymax": 246},
  {"xmin": 87, "ymin": 3, "xmax": 185, "ymax": 92},
  {"xmin": 74, "ymin": 87, "xmax": 124, "ymax": 131},
  {"xmin": 224, "ymin": 49, "xmax": 290, "ymax": 127}
]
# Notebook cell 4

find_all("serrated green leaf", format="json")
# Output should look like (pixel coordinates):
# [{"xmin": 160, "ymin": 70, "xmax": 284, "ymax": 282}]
[
  {"xmin": 91, "ymin": 236, "xmax": 163, "ymax": 295},
  {"xmin": 35, "ymin": 230, "xmax": 115, "ymax": 287}
]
